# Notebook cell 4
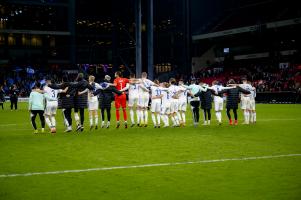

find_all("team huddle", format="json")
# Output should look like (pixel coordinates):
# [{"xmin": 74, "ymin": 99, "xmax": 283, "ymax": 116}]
[{"xmin": 28, "ymin": 71, "xmax": 257, "ymax": 134}]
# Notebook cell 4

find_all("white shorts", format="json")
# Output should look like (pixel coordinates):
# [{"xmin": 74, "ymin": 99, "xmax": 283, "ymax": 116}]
[
  {"xmin": 214, "ymin": 97, "xmax": 223, "ymax": 111},
  {"xmin": 128, "ymin": 94, "xmax": 139, "ymax": 107},
  {"xmin": 45, "ymin": 101, "xmax": 58, "ymax": 115},
  {"xmin": 151, "ymin": 99, "xmax": 161, "ymax": 113},
  {"xmin": 170, "ymin": 100, "xmax": 179, "ymax": 113},
  {"xmin": 138, "ymin": 94, "xmax": 149, "ymax": 107},
  {"xmin": 178, "ymin": 100, "xmax": 187, "ymax": 112},
  {"xmin": 161, "ymin": 103, "xmax": 171, "ymax": 115},
  {"xmin": 249, "ymin": 98, "xmax": 256, "ymax": 110},
  {"xmin": 88, "ymin": 100, "xmax": 99, "ymax": 111},
  {"xmin": 241, "ymin": 96, "xmax": 251, "ymax": 110}
]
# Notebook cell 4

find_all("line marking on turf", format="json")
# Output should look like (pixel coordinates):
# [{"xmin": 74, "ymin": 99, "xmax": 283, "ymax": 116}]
[
  {"xmin": 0, "ymin": 124, "xmax": 17, "ymax": 126},
  {"xmin": 0, "ymin": 154, "xmax": 300, "ymax": 178},
  {"xmin": 259, "ymin": 118, "xmax": 301, "ymax": 121}
]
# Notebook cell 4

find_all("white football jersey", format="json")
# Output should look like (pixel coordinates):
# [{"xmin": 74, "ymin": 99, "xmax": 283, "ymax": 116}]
[
  {"xmin": 168, "ymin": 85, "xmax": 180, "ymax": 99},
  {"xmin": 250, "ymin": 87, "xmax": 256, "ymax": 99},
  {"xmin": 240, "ymin": 83, "xmax": 253, "ymax": 97},
  {"xmin": 139, "ymin": 79, "xmax": 154, "ymax": 94},
  {"xmin": 150, "ymin": 86, "xmax": 162, "ymax": 98},
  {"xmin": 44, "ymin": 86, "xmax": 60, "ymax": 101},
  {"xmin": 178, "ymin": 85, "xmax": 188, "ymax": 102},
  {"xmin": 161, "ymin": 89, "xmax": 172, "ymax": 105},
  {"xmin": 89, "ymin": 82, "xmax": 99, "ymax": 102}
]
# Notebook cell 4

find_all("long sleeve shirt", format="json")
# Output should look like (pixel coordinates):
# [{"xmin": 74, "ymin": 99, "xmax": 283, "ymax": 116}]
[{"xmin": 28, "ymin": 91, "xmax": 55, "ymax": 110}]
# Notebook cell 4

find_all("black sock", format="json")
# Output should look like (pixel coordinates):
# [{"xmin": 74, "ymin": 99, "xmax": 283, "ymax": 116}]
[
  {"xmin": 226, "ymin": 108, "xmax": 231, "ymax": 120},
  {"xmin": 233, "ymin": 109, "xmax": 238, "ymax": 120}
]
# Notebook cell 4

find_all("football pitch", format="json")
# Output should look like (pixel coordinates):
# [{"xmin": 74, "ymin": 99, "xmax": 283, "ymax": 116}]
[{"xmin": 0, "ymin": 103, "xmax": 300, "ymax": 200}]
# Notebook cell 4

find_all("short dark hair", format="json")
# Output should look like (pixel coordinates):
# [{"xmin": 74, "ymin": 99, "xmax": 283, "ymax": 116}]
[
  {"xmin": 45, "ymin": 76, "xmax": 52, "ymax": 81},
  {"xmin": 62, "ymin": 76, "xmax": 69, "ymax": 82},
  {"xmin": 169, "ymin": 78, "xmax": 176, "ymax": 85},
  {"xmin": 129, "ymin": 73, "xmax": 135, "ymax": 78},
  {"xmin": 76, "ymin": 73, "xmax": 84, "ymax": 81},
  {"xmin": 115, "ymin": 71, "xmax": 122, "ymax": 77},
  {"xmin": 34, "ymin": 82, "xmax": 41, "ymax": 89},
  {"xmin": 228, "ymin": 79, "xmax": 235, "ymax": 84}
]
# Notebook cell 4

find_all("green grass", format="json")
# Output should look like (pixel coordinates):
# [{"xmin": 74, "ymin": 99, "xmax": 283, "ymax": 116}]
[{"xmin": 0, "ymin": 103, "xmax": 301, "ymax": 200}]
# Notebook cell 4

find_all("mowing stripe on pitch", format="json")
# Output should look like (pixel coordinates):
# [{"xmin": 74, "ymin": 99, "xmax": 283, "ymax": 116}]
[{"xmin": 0, "ymin": 154, "xmax": 300, "ymax": 178}]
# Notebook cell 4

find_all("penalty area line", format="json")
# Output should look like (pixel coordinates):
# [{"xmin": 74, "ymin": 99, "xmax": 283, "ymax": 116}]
[{"xmin": 0, "ymin": 154, "xmax": 300, "ymax": 178}]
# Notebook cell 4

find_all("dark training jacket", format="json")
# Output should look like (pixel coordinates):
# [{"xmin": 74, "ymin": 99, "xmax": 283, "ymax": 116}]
[
  {"xmin": 219, "ymin": 87, "xmax": 250, "ymax": 109},
  {"xmin": 195, "ymin": 89, "xmax": 213, "ymax": 110},
  {"xmin": 94, "ymin": 85, "xmax": 122, "ymax": 108}
]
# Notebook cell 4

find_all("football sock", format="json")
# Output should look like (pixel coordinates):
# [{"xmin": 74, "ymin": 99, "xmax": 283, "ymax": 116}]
[
  {"xmin": 50, "ymin": 116, "xmax": 56, "ymax": 127},
  {"xmin": 95, "ymin": 114, "xmax": 98, "ymax": 126},
  {"xmin": 151, "ymin": 113, "xmax": 157, "ymax": 126},
  {"xmin": 144, "ymin": 110, "xmax": 148, "ymax": 124},
  {"xmin": 115, "ymin": 109, "xmax": 120, "ymax": 121},
  {"xmin": 45, "ymin": 116, "xmax": 52, "ymax": 128},
  {"xmin": 181, "ymin": 112, "xmax": 186, "ymax": 123},
  {"xmin": 130, "ymin": 109, "xmax": 135, "ymax": 124},
  {"xmin": 156, "ymin": 114, "xmax": 161, "ymax": 126},
  {"xmin": 89, "ymin": 112, "xmax": 93, "ymax": 126},
  {"xmin": 74, "ymin": 113, "xmax": 80, "ymax": 125}
]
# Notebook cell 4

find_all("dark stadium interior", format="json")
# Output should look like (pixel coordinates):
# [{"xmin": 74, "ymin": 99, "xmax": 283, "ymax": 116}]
[{"xmin": 0, "ymin": 0, "xmax": 300, "ymax": 102}]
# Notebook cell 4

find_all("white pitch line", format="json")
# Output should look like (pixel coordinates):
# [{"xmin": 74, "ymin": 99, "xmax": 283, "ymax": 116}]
[
  {"xmin": 0, "ymin": 154, "xmax": 300, "ymax": 178},
  {"xmin": 0, "ymin": 124, "xmax": 17, "ymax": 126},
  {"xmin": 259, "ymin": 118, "xmax": 301, "ymax": 121}
]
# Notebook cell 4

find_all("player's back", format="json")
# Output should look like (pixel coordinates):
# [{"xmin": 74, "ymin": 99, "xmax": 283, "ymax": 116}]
[
  {"xmin": 161, "ymin": 89, "xmax": 171, "ymax": 105},
  {"xmin": 129, "ymin": 82, "xmax": 139, "ymax": 96},
  {"xmin": 114, "ymin": 77, "xmax": 128, "ymax": 91},
  {"xmin": 150, "ymin": 86, "xmax": 162, "ymax": 98},
  {"xmin": 178, "ymin": 86, "xmax": 188, "ymax": 102},
  {"xmin": 44, "ymin": 86, "xmax": 59, "ymax": 101},
  {"xmin": 240, "ymin": 83, "xmax": 252, "ymax": 97},
  {"xmin": 168, "ymin": 85, "xmax": 179, "ymax": 99}
]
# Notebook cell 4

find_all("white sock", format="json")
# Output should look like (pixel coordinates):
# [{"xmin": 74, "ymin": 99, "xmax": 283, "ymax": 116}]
[
  {"xmin": 45, "ymin": 116, "xmax": 52, "ymax": 128},
  {"xmin": 50, "ymin": 116, "xmax": 56, "ymax": 127},
  {"xmin": 136, "ymin": 110, "xmax": 140, "ymax": 124},
  {"xmin": 253, "ymin": 112, "xmax": 256, "ymax": 122},
  {"xmin": 156, "ymin": 114, "xmax": 161, "ymax": 126},
  {"xmin": 144, "ymin": 110, "xmax": 148, "ymax": 124},
  {"xmin": 216, "ymin": 111, "xmax": 222, "ymax": 122},
  {"xmin": 171, "ymin": 116, "xmax": 176, "ymax": 125},
  {"xmin": 140, "ymin": 110, "xmax": 144, "ymax": 124},
  {"xmin": 176, "ymin": 112, "xmax": 182, "ymax": 123},
  {"xmin": 215, "ymin": 112, "xmax": 219, "ymax": 122},
  {"xmin": 165, "ymin": 115, "xmax": 169, "ymax": 126},
  {"xmin": 74, "ymin": 113, "xmax": 80, "ymax": 125},
  {"xmin": 174, "ymin": 115, "xmax": 180, "ymax": 125},
  {"xmin": 130, "ymin": 109, "xmax": 135, "ymax": 124},
  {"xmin": 161, "ymin": 114, "xmax": 166, "ymax": 126},
  {"xmin": 63, "ymin": 111, "xmax": 69, "ymax": 127},
  {"xmin": 244, "ymin": 111, "xmax": 250, "ymax": 123},
  {"xmin": 151, "ymin": 113, "xmax": 157, "ymax": 126},
  {"xmin": 208, "ymin": 120, "xmax": 211, "ymax": 125},
  {"xmin": 95, "ymin": 114, "xmax": 98, "ymax": 126},
  {"xmin": 62, "ymin": 109, "xmax": 69, "ymax": 127},
  {"xmin": 181, "ymin": 112, "xmax": 186, "ymax": 123},
  {"xmin": 89, "ymin": 112, "xmax": 93, "ymax": 126},
  {"xmin": 250, "ymin": 112, "xmax": 253, "ymax": 123}
]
